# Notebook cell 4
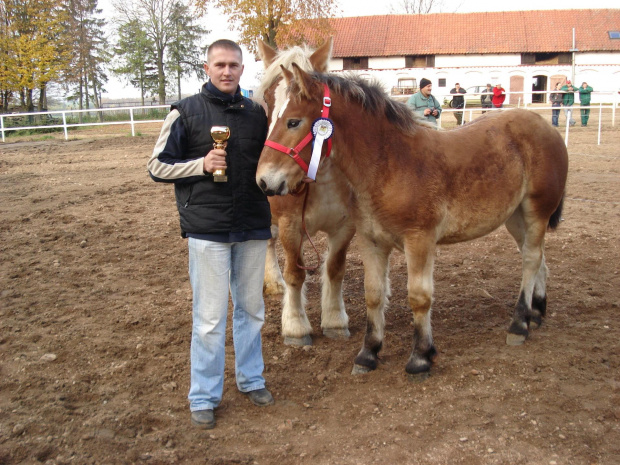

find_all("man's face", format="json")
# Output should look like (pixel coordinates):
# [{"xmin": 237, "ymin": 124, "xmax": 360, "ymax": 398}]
[
  {"xmin": 204, "ymin": 47, "xmax": 244, "ymax": 95},
  {"xmin": 455, "ymin": 84, "xmax": 460, "ymax": 90},
  {"xmin": 421, "ymin": 84, "xmax": 432, "ymax": 96}
]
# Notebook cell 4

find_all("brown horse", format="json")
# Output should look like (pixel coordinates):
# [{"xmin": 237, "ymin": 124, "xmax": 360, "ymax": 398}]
[
  {"xmin": 256, "ymin": 64, "xmax": 568, "ymax": 377},
  {"xmin": 257, "ymin": 40, "xmax": 356, "ymax": 346}
]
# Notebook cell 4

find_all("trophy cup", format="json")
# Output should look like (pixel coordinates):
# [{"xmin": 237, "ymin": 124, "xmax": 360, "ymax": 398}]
[{"xmin": 210, "ymin": 126, "xmax": 230, "ymax": 182}]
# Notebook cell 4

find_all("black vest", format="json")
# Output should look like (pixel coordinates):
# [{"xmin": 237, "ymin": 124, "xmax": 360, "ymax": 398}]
[{"xmin": 172, "ymin": 84, "xmax": 271, "ymax": 236}]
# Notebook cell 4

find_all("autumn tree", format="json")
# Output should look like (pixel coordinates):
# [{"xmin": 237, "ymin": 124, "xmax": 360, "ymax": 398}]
[
  {"xmin": 0, "ymin": 0, "xmax": 72, "ymax": 112},
  {"xmin": 193, "ymin": 0, "xmax": 338, "ymax": 52}
]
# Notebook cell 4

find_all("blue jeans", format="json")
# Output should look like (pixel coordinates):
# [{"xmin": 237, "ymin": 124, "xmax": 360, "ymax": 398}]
[
  {"xmin": 552, "ymin": 104, "xmax": 561, "ymax": 126},
  {"xmin": 187, "ymin": 238, "xmax": 268, "ymax": 411}
]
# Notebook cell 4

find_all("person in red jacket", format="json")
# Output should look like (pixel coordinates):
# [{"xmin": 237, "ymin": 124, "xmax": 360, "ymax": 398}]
[{"xmin": 492, "ymin": 83, "xmax": 506, "ymax": 108}]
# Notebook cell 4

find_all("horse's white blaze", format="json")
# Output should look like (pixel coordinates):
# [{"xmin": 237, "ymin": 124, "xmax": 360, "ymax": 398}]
[{"xmin": 267, "ymin": 80, "xmax": 290, "ymax": 137}]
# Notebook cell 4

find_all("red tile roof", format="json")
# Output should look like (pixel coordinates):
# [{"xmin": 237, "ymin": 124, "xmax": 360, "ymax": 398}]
[{"xmin": 329, "ymin": 10, "xmax": 620, "ymax": 57}]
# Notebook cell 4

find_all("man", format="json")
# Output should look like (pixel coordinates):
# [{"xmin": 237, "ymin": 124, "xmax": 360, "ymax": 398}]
[
  {"xmin": 450, "ymin": 83, "xmax": 466, "ymax": 125},
  {"xmin": 578, "ymin": 81, "xmax": 593, "ymax": 127},
  {"xmin": 407, "ymin": 78, "xmax": 442, "ymax": 125},
  {"xmin": 147, "ymin": 39, "xmax": 273, "ymax": 430},
  {"xmin": 560, "ymin": 80, "xmax": 576, "ymax": 127},
  {"xmin": 550, "ymin": 82, "xmax": 563, "ymax": 127},
  {"xmin": 481, "ymin": 84, "xmax": 493, "ymax": 113},
  {"xmin": 492, "ymin": 83, "xmax": 506, "ymax": 108}
]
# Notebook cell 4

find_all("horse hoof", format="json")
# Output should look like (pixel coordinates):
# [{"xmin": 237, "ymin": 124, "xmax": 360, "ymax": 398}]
[
  {"xmin": 284, "ymin": 335, "xmax": 313, "ymax": 347},
  {"xmin": 407, "ymin": 372, "xmax": 430, "ymax": 383},
  {"xmin": 351, "ymin": 364, "xmax": 373, "ymax": 375},
  {"xmin": 529, "ymin": 320, "xmax": 541, "ymax": 331},
  {"xmin": 322, "ymin": 328, "xmax": 351, "ymax": 339},
  {"xmin": 506, "ymin": 333, "xmax": 527, "ymax": 346}
]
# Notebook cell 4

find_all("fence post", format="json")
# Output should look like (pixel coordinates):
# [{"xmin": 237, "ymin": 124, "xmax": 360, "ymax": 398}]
[
  {"xmin": 598, "ymin": 103, "xmax": 602, "ymax": 146},
  {"xmin": 62, "ymin": 112, "xmax": 68, "ymax": 140},
  {"xmin": 1, "ymin": 114, "xmax": 5, "ymax": 143},
  {"xmin": 564, "ymin": 117, "xmax": 570, "ymax": 147},
  {"xmin": 130, "ymin": 108, "xmax": 135, "ymax": 137}
]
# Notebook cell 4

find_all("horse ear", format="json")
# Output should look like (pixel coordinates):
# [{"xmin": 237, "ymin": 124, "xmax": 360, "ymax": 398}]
[
  {"xmin": 257, "ymin": 40, "xmax": 277, "ymax": 69},
  {"xmin": 309, "ymin": 37, "xmax": 333, "ymax": 72},
  {"xmin": 291, "ymin": 62, "xmax": 314, "ymax": 100},
  {"xmin": 280, "ymin": 64, "xmax": 294, "ymax": 86}
]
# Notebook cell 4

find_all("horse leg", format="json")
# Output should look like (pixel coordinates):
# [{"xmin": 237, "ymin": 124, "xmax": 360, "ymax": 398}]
[
  {"xmin": 279, "ymin": 222, "xmax": 312, "ymax": 346},
  {"xmin": 403, "ymin": 238, "xmax": 437, "ymax": 380},
  {"xmin": 352, "ymin": 236, "xmax": 391, "ymax": 374},
  {"xmin": 263, "ymin": 225, "xmax": 286, "ymax": 295},
  {"xmin": 505, "ymin": 211, "xmax": 548, "ymax": 332},
  {"xmin": 505, "ymin": 211, "xmax": 548, "ymax": 346},
  {"xmin": 321, "ymin": 222, "xmax": 355, "ymax": 339}
]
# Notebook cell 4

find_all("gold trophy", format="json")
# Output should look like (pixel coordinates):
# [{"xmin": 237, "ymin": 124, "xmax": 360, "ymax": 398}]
[{"xmin": 210, "ymin": 126, "xmax": 230, "ymax": 182}]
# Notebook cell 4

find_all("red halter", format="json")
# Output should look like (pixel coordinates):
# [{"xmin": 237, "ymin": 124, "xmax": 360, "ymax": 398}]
[{"xmin": 264, "ymin": 84, "xmax": 333, "ymax": 175}]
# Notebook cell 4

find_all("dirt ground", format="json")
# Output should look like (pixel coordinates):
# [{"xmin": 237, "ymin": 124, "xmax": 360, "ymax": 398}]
[{"xmin": 0, "ymin": 122, "xmax": 619, "ymax": 465}]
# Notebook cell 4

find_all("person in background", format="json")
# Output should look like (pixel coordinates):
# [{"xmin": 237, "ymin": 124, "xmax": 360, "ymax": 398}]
[
  {"xmin": 407, "ymin": 78, "xmax": 442, "ymax": 126},
  {"xmin": 560, "ymin": 80, "xmax": 576, "ymax": 127},
  {"xmin": 550, "ymin": 82, "xmax": 563, "ymax": 127},
  {"xmin": 481, "ymin": 84, "xmax": 493, "ymax": 113},
  {"xmin": 450, "ymin": 83, "xmax": 466, "ymax": 125},
  {"xmin": 578, "ymin": 81, "xmax": 593, "ymax": 127},
  {"xmin": 492, "ymin": 83, "xmax": 506, "ymax": 108},
  {"xmin": 147, "ymin": 39, "xmax": 274, "ymax": 430}
]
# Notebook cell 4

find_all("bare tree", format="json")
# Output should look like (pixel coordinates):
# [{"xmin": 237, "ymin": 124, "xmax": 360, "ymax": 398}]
[{"xmin": 389, "ymin": 0, "xmax": 445, "ymax": 14}]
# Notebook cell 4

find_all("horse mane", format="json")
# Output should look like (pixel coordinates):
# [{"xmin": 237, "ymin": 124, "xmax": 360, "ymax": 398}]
[
  {"xmin": 257, "ymin": 45, "xmax": 318, "ymax": 99},
  {"xmin": 307, "ymin": 72, "xmax": 429, "ymax": 133}
]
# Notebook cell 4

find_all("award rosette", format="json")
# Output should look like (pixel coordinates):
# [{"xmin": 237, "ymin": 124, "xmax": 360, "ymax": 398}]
[{"xmin": 308, "ymin": 118, "xmax": 334, "ymax": 180}]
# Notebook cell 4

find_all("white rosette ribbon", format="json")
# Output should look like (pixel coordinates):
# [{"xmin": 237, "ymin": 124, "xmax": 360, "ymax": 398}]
[{"xmin": 308, "ymin": 117, "xmax": 334, "ymax": 180}]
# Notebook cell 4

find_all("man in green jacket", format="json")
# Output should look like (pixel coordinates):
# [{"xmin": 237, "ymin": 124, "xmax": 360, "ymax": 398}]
[
  {"xmin": 560, "ymin": 80, "xmax": 576, "ymax": 127},
  {"xmin": 578, "ymin": 82, "xmax": 593, "ymax": 127},
  {"xmin": 407, "ymin": 78, "xmax": 442, "ymax": 126}
]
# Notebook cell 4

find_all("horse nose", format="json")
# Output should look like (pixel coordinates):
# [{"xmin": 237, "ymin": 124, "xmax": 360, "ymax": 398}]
[
  {"xmin": 258, "ymin": 178, "xmax": 268, "ymax": 193},
  {"xmin": 258, "ymin": 178, "xmax": 285, "ymax": 196}
]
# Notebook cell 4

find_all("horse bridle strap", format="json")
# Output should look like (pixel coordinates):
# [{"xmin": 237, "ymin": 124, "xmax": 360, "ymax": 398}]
[{"xmin": 264, "ymin": 84, "xmax": 332, "ymax": 179}]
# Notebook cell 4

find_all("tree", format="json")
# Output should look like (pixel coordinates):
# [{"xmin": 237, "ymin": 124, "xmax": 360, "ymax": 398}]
[
  {"xmin": 112, "ymin": 19, "xmax": 159, "ymax": 105},
  {"xmin": 166, "ymin": 1, "xmax": 208, "ymax": 100},
  {"xmin": 0, "ymin": 0, "xmax": 72, "ymax": 112},
  {"xmin": 66, "ymin": 0, "xmax": 109, "ymax": 113},
  {"xmin": 193, "ymin": 0, "xmax": 338, "ymax": 52},
  {"xmin": 389, "ymin": 0, "xmax": 446, "ymax": 14}
]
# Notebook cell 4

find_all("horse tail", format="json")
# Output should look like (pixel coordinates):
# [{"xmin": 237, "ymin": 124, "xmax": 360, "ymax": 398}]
[{"xmin": 548, "ymin": 195, "xmax": 564, "ymax": 230}]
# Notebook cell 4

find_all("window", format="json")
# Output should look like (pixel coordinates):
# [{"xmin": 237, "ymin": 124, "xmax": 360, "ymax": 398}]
[
  {"xmin": 405, "ymin": 55, "xmax": 435, "ymax": 68},
  {"xmin": 343, "ymin": 57, "xmax": 368, "ymax": 70},
  {"xmin": 609, "ymin": 31, "xmax": 620, "ymax": 39},
  {"xmin": 438, "ymin": 78, "xmax": 446, "ymax": 87},
  {"xmin": 521, "ymin": 52, "xmax": 571, "ymax": 65}
]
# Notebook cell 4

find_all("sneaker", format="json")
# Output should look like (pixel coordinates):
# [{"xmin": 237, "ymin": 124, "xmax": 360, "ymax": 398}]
[
  {"xmin": 244, "ymin": 388, "xmax": 274, "ymax": 407},
  {"xmin": 191, "ymin": 409, "xmax": 215, "ymax": 429}
]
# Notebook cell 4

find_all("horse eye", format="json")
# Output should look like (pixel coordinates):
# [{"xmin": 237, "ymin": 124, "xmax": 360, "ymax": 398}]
[{"xmin": 287, "ymin": 119, "xmax": 301, "ymax": 129}]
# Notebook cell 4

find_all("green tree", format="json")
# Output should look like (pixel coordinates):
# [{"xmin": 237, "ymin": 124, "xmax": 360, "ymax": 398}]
[
  {"xmin": 167, "ymin": 1, "xmax": 208, "ymax": 100},
  {"xmin": 112, "ymin": 19, "xmax": 158, "ymax": 105},
  {"xmin": 193, "ymin": 0, "xmax": 337, "ymax": 52}
]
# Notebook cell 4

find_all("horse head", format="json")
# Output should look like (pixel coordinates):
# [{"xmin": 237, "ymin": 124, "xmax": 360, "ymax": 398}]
[
  {"xmin": 257, "ymin": 38, "xmax": 332, "ymax": 131},
  {"xmin": 257, "ymin": 63, "xmax": 330, "ymax": 196}
]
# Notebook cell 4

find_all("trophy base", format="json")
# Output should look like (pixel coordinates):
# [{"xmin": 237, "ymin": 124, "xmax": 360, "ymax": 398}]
[{"xmin": 213, "ymin": 174, "xmax": 228, "ymax": 182}]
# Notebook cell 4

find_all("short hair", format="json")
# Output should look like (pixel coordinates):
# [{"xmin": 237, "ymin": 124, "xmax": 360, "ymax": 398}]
[
  {"xmin": 455, "ymin": 83, "xmax": 460, "ymax": 86},
  {"xmin": 206, "ymin": 39, "xmax": 243, "ymax": 63}
]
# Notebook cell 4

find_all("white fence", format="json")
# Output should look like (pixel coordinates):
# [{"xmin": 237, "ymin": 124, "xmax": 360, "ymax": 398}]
[
  {"xmin": 0, "ymin": 105, "xmax": 169, "ymax": 143},
  {"xmin": 1, "ymin": 92, "xmax": 619, "ymax": 146}
]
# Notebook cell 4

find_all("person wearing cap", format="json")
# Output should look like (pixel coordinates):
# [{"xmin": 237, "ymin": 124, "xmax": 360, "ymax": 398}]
[
  {"xmin": 450, "ymin": 83, "xmax": 467, "ymax": 125},
  {"xmin": 148, "ymin": 39, "xmax": 273, "ymax": 430},
  {"xmin": 407, "ymin": 78, "xmax": 442, "ymax": 126},
  {"xmin": 481, "ymin": 84, "xmax": 493, "ymax": 113},
  {"xmin": 492, "ymin": 83, "xmax": 506, "ymax": 108},
  {"xmin": 578, "ymin": 81, "xmax": 593, "ymax": 127},
  {"xmin": 560, "ymin": 80, "xmax": 576, "ymax": 127}
]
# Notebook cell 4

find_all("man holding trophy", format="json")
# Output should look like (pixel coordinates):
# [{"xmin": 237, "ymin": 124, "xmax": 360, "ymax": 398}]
[{"xmin": 148, "ymin": 39, "xmax": 272, "ymax": 430}]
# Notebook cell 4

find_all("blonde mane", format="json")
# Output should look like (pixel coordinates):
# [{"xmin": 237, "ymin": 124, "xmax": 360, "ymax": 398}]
[{"xmin": 257, "ymin": 44, "xmax": 318, "ymax": 99}]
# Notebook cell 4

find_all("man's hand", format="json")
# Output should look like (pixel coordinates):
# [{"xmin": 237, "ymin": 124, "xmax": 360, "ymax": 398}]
[
  {"xmin": 204, "ymin": 148, "xmax": 227, "ymax": 174},
  {"xmin": 424, "ymin": 108, "xmax": 431, "ymax": 116}
]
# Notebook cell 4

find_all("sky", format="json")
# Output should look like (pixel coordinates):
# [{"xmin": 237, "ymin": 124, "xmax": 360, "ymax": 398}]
[{"xmin": 99, "ymin": 0, "xmax": 619, "ymax": 99}]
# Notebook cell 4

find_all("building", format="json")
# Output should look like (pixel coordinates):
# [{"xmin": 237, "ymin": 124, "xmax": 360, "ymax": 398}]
[{"xmin": 326, "ymin": 10, "xmax": 620, "ymax": 104}]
